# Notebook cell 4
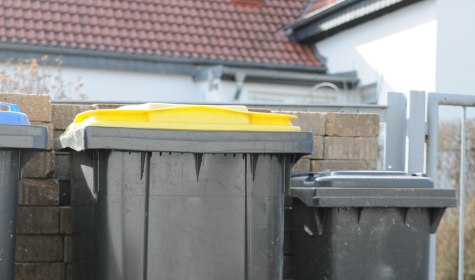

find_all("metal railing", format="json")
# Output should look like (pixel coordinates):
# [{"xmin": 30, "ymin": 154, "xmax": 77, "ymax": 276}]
[{"xmin": 407, "ymin": 91, "xmax": 473, "ymax": 280}]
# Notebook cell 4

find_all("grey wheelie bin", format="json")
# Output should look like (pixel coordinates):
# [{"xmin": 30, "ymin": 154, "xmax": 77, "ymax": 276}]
[
  {"xmin": 55, "ymin": 104, "xmax": 312, "ymax": 280},
  {"xmin": 0, "ymin": 102, "xmax": 48, "ymax": 280},
  {"xmin": 290, "ymin": 171, "xmax": 456, "ymax": 280}
]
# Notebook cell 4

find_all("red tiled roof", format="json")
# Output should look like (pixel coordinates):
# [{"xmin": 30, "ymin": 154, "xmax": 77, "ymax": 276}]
[
  {"xmin": 0, "ymin": 0, "xmax": 323, "ymax": 69},
  {"xmin": 307, "ymin": 0, "xmax": 340, "ymax": 14}
]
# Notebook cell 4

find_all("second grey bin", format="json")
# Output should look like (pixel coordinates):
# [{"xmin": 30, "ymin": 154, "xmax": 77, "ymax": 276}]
[
  {"xmin": 290, "ymin": 171, "xmax": 456, "ymax": 280},
  {"xmin": 57, "ymin": 127, "xmax": 312, "ymax": 280}
]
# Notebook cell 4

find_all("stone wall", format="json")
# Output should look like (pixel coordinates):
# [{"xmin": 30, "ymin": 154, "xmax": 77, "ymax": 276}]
[
  {"xmin": 51, "ymin": 104, "xmax": 96, "ymax": 280},
  {"xmin": 0, "ymin": 93, "xmax": 379, "ymax": 280},
  {"xmin": 1, "ymin": 93, "xmax": 65, "ymax": 280}
]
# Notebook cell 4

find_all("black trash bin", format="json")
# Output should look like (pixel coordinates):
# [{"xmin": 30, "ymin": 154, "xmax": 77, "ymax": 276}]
[
  {"xmin": 290, "ymin": 171, "xmax": 456, "ymax": 280},
  {"xmin": 0, "ymin": 102, "xmax": 48, "ymax": 280},
  {"xmin": 56, "ymin": 104, "xmax": 313, "ymax": 280}
]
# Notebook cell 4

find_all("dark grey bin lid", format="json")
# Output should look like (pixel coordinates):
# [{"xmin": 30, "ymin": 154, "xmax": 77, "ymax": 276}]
[
  {"xmin": 291, "ymin": 171, "xmax": 457, "ymax": 208},
  {"xmin": 55, "ymin": 126, "xmax": 313, "ymax": 154},
  {"xmin": 0, "ymin": 124, "xmax": 48, "ymax": 149}
]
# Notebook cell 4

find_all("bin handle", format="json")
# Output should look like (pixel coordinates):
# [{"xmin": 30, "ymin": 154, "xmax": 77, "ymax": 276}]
[{"xmin": 0, "ymin": 102, "xmax": 21, "ymax": 112}]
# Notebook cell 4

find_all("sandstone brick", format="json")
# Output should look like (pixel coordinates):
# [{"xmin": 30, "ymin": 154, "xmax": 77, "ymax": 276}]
[
  {"xmin": 311, "ymin": 159, "xmax": 378, "ymax": 172},
  {"xmin": 55, "ymin": 152, "xmax": 71, "ymax": 180},
  {"xmin": 15, "ymin": 263, "xmax": 65, "ymax": 280},
  {"xmin": 63, "ymin": 236, "xmax": 76, "ymax": 263},
  {"xmin": 52, "ymin": 104, "xmax": 94, "ymax": 130},
  {"xmin": 31, "ymin": 122, "xmax": 53, "ymax": 150},
  {"xmin": 53, "ymin": 129, "xmax": 65, "ymax": 139},
  {"xmin": 324, "ymin": 137, "xmax": 379, "ymax": 160},
  {"xmin": 16, "ymin": 207, "xmax": 59, "ymax": 234},
  {"xmin": 59, "ymin": 180, "xmax": 71, "ymax": 206},
  {"xmin": 60, "ymin": 206, "xmax": 95, "ymax": 235},
  {"xmin": 0, "ymin": 93, "xmax": 51, "ymax": 122},
  {"xmin": 280, "ymin": 111, "xmax": 326, "ymax": 135},
  {"xmin": 305, "ymin": 136, "xmax": 324, "ymax": 159},
  {"xmin": 65, "ymin": 264, "xmax": 75, "ymax": 280},
  {"xmin": 66, "ymin": 260, "xmax": 94, "ymax": 280},
  {"xmin": 18, "ymin": 179, "xmax": 59, "ymax": 206},
  {"xmin": 60, "ymin": 207, "xmax": 76, "ymax": 234},
  {"xmin": 60, "ymin": 206, "xmax": 86, "ymax": 234},
  {"xmin": 326, "ymin": 113, "xmax": 379, "ymax": 137},
  {"xmin": 366, "ymin": 160, "xmax": 377, "ymax": 170},
  {"xmin": 15, "ymin": 235, "xmax": 63, "ymax": 262},
  {"xmin": 64, "ymin": 233, "xmax": 95, "ymax": 263},
  {"xmin": 21, "ymin": 151, "xmax": 55, "ymax": 178},
  {"xmin": 292, "ymin": 158, "xmax": 311, "ymax": 173}
]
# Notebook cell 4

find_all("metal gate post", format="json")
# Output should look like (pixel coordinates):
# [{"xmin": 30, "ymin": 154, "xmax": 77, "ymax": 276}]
[
  {"xmin": 407, "ymin": 91, "xmax": 426, "ymax": 174},
  {"xmin": 386, "ymin": 92, "xmax": 407, "ymax": 171}
]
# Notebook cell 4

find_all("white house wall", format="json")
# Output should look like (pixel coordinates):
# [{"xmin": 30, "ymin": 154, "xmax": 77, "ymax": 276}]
[
  {"xmin": 316, "ymin": 0, "xmax": 437, "ymax": 104},
  {"xmin": 57, "ymin": 66, "xmax": 337, "ymax": 104},
  {"xmin": 436, "ymin": 0, "xmax": 475, "ymax": 94},
  {"xmin": 60, "ymin": 67, "xmax": 199, "ymax": 102}
]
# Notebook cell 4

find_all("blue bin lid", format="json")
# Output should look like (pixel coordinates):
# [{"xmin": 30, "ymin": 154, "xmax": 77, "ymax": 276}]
[{"xmin": 0, "ymin": 102, "xmax": 30, "ymax": 125}]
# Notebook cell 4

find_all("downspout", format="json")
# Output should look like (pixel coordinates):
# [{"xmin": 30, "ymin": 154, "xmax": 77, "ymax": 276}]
[
  {"xmin": 299, "ymin": 0, "xmax": 315, "ymax": 18},
  {"xmin": 233, "ymin": 72, "xmax": 246, "ymax": 101}
]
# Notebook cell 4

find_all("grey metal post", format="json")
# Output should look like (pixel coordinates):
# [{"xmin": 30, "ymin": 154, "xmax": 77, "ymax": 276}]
[
  {"xmin": 385, "ymin": 92, "xmax": 407, "ymax": 171},
  {"xmin": 427, "ymin": 93, "xmax": 443, "ymax": 280},
  {"xmin": 427, "ymin": 93, "xmax": 441, "ymax": 280},
  {"xmin": 408, "ymin": 91, "xmax": 426, "ymax": 174},
  {"xmin": 458, "ymin": 107, "xmax": 466, "ymax": 280}
]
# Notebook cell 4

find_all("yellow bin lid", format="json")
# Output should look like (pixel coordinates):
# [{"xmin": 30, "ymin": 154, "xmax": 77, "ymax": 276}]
[{"xmin": 65, "ymin": 103, "xmax": 300, "ymax": 132}]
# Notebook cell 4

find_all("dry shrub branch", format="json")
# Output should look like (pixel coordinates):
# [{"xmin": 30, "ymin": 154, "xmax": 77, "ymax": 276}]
[
  {"xmin": 0, "ymin": 56, "xmax": 86, "ymax": 100},
  {"xmin": 437, "ymin": 120, "xmax": 475, "ymax": 280}
]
